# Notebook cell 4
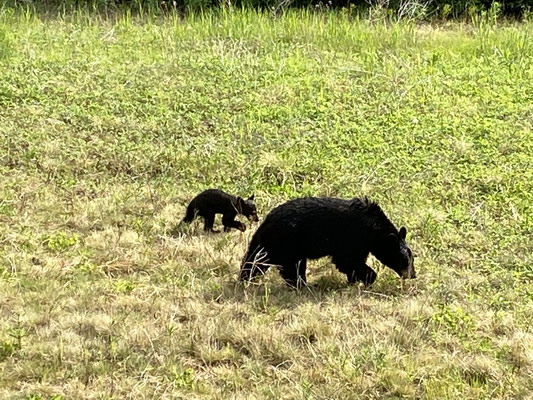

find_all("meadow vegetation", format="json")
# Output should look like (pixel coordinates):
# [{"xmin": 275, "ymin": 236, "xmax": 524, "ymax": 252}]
[{"xmin": 0, "ymin": 7, "xmax": 532, "ymax": 399}]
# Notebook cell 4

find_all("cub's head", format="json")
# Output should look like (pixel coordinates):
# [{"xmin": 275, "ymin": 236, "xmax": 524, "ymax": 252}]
[
  {"xmin": 381, "ymin": 226, "xmax": 416, "ymax": 279},
  {"xmin": 237, "ymin": 194, "xmax": 259, "ymax": 222}
]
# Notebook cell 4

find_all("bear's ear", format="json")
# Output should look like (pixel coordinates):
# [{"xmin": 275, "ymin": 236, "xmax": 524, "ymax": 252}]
[
  {"xmin": 237, "ymin": 196, "xmax": 244, "ymax": 205},
  {"xmin": 399, "ymin": 226, "xmax": 407, "ymax": 239},
  {"xmin": 248, "ymin": 194, "xmax": 255, "ymax": 201}
]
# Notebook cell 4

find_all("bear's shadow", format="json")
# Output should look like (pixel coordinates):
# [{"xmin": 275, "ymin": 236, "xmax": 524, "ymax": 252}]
[
  {"xmin": 207, "ymin": 273, "xmax": 412, "ymax": 311},
  {"xmin": 170, "ymin": 221, "xmax": 250, "ymax": 237}
]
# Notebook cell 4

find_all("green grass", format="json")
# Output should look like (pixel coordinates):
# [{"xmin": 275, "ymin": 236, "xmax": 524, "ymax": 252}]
[{"xmin": 1, "ymin": 7, "xmax": 532, "ymax": 399}]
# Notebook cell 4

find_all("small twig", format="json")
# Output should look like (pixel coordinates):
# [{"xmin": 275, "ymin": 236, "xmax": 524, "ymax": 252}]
[{"xmin": 361, "ymin": 290, "xmax": 394, "ymax": 299}]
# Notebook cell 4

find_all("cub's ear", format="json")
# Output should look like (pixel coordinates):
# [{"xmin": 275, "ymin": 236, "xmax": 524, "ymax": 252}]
[
  {"xmin": 399, "ymin": 226, "xmax": 407, "ymax": 239},
  {"xmin": 248, "ymin": 194, "xmax": 255, "ymax": 201},
  {"xmin": 237, "ymin": 196, "xmax": 244, "ymax": 205}
]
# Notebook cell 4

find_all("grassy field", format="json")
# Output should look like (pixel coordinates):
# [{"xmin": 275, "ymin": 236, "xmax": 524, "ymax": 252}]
[{"xmin": 1, "ymin": 7, "xmax": 532, "ymax": 399}]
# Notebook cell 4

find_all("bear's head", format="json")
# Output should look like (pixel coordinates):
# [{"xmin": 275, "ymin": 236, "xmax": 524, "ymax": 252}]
[
  {"xmin": 237, "ymin": 194, "xmax": 259, "ymax": 222},
  {"xmin": 379, "ymin": 226, "xmax": 416, "ymax": 279}
]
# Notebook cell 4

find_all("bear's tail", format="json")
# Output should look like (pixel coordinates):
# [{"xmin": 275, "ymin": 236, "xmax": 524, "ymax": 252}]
[
  {"xmin": 182, "ymin": 203, "xmax": 196, "ymax": 224},
  {"xmin": 239, "ymin": 233, "xmax": 269, "ymax": 282}
]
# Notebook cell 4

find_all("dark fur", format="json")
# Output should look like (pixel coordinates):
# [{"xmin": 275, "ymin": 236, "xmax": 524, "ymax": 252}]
[
  {"xmin": 182, "ymin": 189, "xmax": 258, "ymax": 233},
  {"xmin": 240, "ymin": 197, "xmax": 415, "ymax": 288}
]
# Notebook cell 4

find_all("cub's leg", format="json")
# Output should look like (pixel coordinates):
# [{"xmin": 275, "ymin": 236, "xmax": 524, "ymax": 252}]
[
  {"xmin": 202, "ymin": 213, "xmax": 218, "ymax": 233},
  {"xmin": 222, "ymin": 214, "xmax": 246, "ymax": 232},
  {"xmin": 182, "ymin": 203, "xmax": 196, "ymax": 223}
]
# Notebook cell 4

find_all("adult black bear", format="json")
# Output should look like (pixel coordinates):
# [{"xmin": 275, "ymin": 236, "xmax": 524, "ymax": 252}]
[
  {"xmin": 182, "ymin": 189, "xmax": 259, "ymax": 233},
  {"xmin": 240, "ymin": 197, "xmax": 415, "ymax": 288}
]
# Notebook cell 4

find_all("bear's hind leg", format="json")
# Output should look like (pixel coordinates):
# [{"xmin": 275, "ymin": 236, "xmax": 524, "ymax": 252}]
[
  {"xmin": 279, "ymin": 259, "xmax": 307, "ymax": 289},
  {"xmin": 240, "ymin": 246, "xmax": 272, "ymax": 282}
]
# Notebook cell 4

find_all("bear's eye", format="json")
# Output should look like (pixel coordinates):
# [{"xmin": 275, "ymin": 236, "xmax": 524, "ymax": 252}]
[{"xmin": 400, "ymin": 245, "xmax": 411, "ymax": 258}]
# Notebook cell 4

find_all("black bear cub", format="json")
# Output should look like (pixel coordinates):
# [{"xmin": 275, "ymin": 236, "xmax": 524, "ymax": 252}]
[
  {"xmin": 240, "ymin": 196, "xmax": 415, "ymax": 288},
  {"xmin": 182, "ymin": 189, "xmax": 259, "ymax": 233}
]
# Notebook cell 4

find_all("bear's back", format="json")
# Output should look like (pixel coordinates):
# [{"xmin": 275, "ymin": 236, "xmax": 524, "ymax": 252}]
[{"xmin": 254, "ymin": 197, "xmax": 372, "ymax": 259}]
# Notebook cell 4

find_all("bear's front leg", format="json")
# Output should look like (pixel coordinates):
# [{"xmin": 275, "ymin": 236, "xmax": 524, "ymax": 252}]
[
  {"xmin": 333, "ymin": 257, "xmax": 377, "ymax": 286},
  {"xmin": 349, "ymin": 265, "xmax": 377, "ymax": 286}
]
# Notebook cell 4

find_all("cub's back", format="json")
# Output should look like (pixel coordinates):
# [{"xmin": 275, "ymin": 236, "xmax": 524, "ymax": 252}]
[{"xmin": 193, "ymin": 189, "xmax": 234, "ymax": 213}]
